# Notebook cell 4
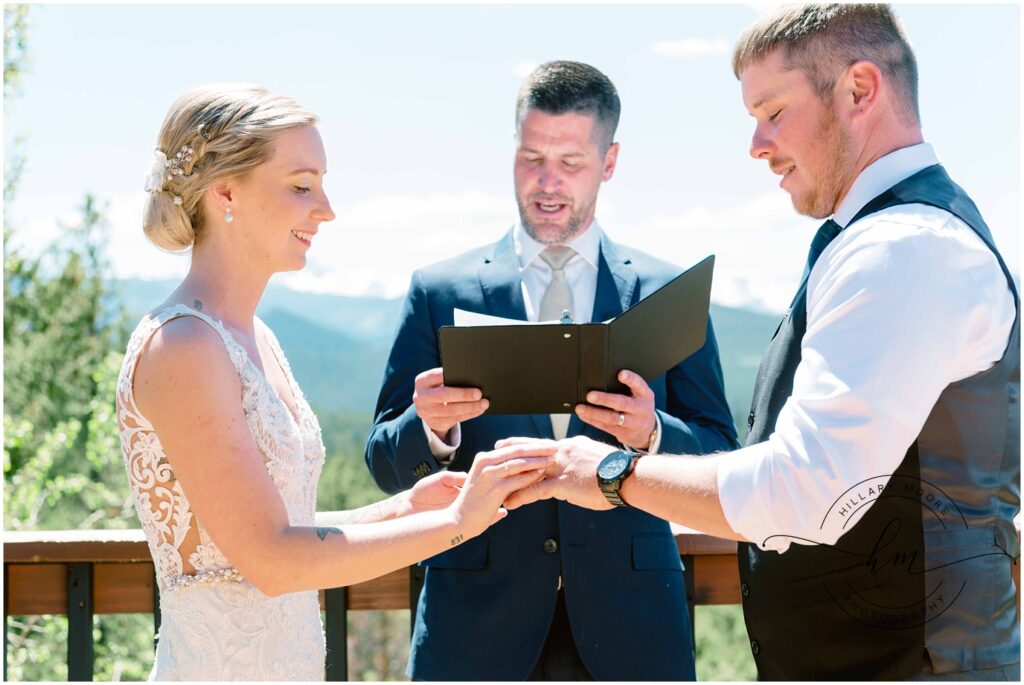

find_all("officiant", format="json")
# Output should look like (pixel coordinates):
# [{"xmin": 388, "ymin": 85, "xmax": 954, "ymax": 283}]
[{"xmin": 363, "ymin": 60, "xmax": 738, "ymax": 681}]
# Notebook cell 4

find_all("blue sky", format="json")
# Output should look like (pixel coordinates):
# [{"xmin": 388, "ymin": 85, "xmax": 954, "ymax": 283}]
[{"xmin": 5, "ymin": 2, "xmax": 1020, "ymax": 313}]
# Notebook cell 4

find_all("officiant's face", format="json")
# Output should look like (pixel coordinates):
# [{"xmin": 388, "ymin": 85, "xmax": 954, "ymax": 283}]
[
  {"xmin": 514, "ymin": 109, "xmax": 619, "ymax": 245},
  {"xmin": 741, "ymin": 49, "xmax": 855, "ymax": 219}
]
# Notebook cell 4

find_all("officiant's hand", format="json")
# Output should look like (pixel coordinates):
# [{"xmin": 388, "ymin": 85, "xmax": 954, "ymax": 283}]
[
  {"xmin": 575, "ymin": 370, "xmax": 657, "ymax": 449},
  {"xmin": 414, "ymin": 367, "xmax": 489, "ymax": 440}
]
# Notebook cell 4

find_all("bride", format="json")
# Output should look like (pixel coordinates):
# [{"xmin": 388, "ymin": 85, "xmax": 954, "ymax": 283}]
[{"xmin": 116, "ymin": 84, "xmax": 550, "ymax": 680}]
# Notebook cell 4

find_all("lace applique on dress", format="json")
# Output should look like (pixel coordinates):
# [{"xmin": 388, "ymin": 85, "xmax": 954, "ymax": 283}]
[{"xmin": 116, "ymin": 305, "xmax": 326, "ymax": 680}]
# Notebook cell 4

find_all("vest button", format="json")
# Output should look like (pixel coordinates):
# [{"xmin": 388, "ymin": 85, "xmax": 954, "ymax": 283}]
[
  {"xmin": 750, "ymin": 639, "xmax": 760, "ymax": 655},
  {"xmin": 741, "ymin": 583, "xmax": 750, "ymax": 598},
  {"xmin": 747, "ymin": 412, "xmax": 755, "ymax": 429},
  {"xmin": 543, "ymin": 538, "xmax": 559, "ymax": 554}
]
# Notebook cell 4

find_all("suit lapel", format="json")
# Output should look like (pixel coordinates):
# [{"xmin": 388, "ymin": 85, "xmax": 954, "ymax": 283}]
[
  {"xmin": 569, "ymin": 235, "xmax": 639, "ymax": 439},
  {"xmin": 477, "ymin": 229, "xmax": 528, "ymax": 321}
]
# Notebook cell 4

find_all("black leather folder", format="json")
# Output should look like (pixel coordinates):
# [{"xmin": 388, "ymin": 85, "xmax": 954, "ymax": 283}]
[{"xmin": 439, "ymin": 254, "xmax": 715, "ymax": 415}]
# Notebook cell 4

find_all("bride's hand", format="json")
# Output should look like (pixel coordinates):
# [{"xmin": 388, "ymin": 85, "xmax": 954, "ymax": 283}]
[
  {"xmin": 448, "ymin": 443, "xmax": 558, "ymax": 540},
  {"xmin": 402, "ymin": 471, "xmax": 467, "ymax": 516}
]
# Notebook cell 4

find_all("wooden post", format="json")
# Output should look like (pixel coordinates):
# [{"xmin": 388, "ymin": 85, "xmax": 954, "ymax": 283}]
[
  {"xmin": 408, "ymin": 565, "xmax": 424, "ymax": 637},
  {"xmin": 324, "ymin": 587, "xmax": 347, "ymax": 681},
  {"xmin": 66, "ymin": 563, "xmax": 93, "ymax": 681}
]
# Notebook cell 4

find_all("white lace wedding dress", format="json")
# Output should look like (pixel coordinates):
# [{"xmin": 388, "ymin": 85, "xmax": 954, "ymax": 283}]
[{"xmin": 116, "ymin": 305, "xmax": 327, "ymax": 680}]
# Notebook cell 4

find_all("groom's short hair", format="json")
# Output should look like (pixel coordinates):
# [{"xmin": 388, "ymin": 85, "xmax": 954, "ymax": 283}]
[
  {"xmin": 732, "ymin": 3, "xmax": 920, "ymax": 127},
  {"xmin": 515, "ymin": 61, "xmax": 621, "ymax": 154}
]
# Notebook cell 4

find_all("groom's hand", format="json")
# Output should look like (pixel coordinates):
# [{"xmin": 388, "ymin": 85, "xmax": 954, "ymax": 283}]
[
  {"xmin": 414, "ymin": 367, "xmax": 489, "ymax": 440},
  {"xmin": 494, "ymin": 436, "xmax": 618, "ymax": 511}
]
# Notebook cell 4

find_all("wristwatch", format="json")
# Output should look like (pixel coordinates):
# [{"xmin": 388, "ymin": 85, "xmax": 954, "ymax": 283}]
[{"xmin": 597, "ymin": 450, "xmax": 641, "ymax": 507}]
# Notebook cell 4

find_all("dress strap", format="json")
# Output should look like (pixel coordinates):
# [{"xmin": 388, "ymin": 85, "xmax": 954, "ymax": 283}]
[{"xmin": 124, "ymin": 304, "xmax": 251, "ymax": 390}]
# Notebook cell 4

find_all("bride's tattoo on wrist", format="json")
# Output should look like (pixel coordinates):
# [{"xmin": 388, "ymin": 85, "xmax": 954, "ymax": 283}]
[{"xmin": 316, "ymin": 527, "xmax": 342, "ymax": 541}]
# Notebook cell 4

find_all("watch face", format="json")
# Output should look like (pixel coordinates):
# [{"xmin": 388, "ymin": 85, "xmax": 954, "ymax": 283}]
[{"xmin": 598, "ymin": 453, "xmax": 630, "ymax": 480}]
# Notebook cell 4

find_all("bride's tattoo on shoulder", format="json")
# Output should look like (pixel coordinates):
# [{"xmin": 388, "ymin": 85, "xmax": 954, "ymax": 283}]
[
  {"xmin": 193, "ymin": 299, "xmax": 203, "ymax": 311},
  {"xmin": 316, "ymin": 527, "xmax": 342, "ymax": 541},
  {"xmin": 450, "ymin": 534, "xmax": 464, "ymax": 546}
]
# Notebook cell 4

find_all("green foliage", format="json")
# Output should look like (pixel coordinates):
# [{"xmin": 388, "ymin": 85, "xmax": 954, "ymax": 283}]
[
  {"xmin": 4, "ymin": 196, "xmax": 130, "ymax": 476},
  {"xmin": 3, "ymin": 4, "xmax": 29, "ymax": 106},
  {"xmin": 695, "ymin": 605, "xmax": 757, "ymax": 681},
  {"xmin": 4, "ymin": 198, "xmax": 134, "ymax": 528},
  {"xmin": 315, "ymin": 410, "xmax": 385, "ymax": 511}
]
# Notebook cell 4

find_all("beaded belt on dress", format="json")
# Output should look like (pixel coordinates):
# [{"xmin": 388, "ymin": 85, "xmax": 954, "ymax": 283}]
[{"xmin": 164, "ymin": 568, "xmax": 245, "ymax": 593}]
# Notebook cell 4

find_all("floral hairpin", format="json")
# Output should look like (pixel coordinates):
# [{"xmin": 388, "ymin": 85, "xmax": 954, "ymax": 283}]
[{"xmin": 144, "ymin": 145, "xmax": 193, "ymax": 206}]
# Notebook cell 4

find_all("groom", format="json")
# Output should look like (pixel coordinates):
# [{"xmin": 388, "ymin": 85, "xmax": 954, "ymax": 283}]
[{"xmin": 365, "ymin": 61, "xmax": 738, "ymax": 680}]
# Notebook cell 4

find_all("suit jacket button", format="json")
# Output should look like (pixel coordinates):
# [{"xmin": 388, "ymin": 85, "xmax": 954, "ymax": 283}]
[
  {"xmin": 543, "ymin": 538, "xmax": 559, "ymax": 554},
  {"xmin": 741, "ymin": 583, "xmax": 750, "ymax": 598},
  {"xmin": 750, "ymin": 639, "xmax": 760, "ymax": 655}
]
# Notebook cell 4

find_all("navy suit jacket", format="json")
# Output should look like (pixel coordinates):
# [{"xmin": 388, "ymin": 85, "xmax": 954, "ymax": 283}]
[{"xmin": 365, "ymin": 229, "xmax": 738, "ymax": 680}]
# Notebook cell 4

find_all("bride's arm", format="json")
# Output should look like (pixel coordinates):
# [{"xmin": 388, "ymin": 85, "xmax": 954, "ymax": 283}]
[
  {"xmin": 133, "ymin": 318, "xmax": 552, "ymax": 597},
  {"xmin": 316, "ymin": 470, "xmax": 467, "ymax": 526}
]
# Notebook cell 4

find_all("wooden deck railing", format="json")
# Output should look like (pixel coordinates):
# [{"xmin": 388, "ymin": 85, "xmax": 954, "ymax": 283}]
[{"xmin": 3, "ymin": 526, "xmax": 740, "ymax": 681}]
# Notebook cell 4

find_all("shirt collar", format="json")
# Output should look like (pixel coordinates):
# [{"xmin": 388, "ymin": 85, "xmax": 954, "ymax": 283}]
[
  {"xmin": 513, "ymin": 219, "xmax": 603, "ymax": 270},
  {"xmin": 833, "ymin": 142, "xmax": 939, "ymax": 228}
]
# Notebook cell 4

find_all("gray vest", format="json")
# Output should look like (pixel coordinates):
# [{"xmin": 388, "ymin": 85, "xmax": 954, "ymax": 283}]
[{"xmin": 738, "ymin": 165, "xmax": 1020, "ymax": 680}]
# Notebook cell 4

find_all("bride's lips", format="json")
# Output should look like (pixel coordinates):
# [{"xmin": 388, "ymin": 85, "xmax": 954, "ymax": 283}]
[{"xmin": 290, "ymin": 229, "xmax": 316, "ymax": 247}]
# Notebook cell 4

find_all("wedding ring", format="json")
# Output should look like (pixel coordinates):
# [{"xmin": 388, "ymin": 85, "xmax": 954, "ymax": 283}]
[{"xmin": 617, "ymin": 413, "xmax": 625, "ymax": 426}]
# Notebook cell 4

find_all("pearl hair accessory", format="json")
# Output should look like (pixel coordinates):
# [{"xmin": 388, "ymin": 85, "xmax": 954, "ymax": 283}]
[{"xmin": 144, "ymin": 145, "xmax": 194, "ymax": 206}]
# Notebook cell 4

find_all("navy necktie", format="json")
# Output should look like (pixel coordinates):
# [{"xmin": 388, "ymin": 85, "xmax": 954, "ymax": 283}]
[{"xmin": 800, "ymin": 218, "xmax": 843, "ymax": 283}]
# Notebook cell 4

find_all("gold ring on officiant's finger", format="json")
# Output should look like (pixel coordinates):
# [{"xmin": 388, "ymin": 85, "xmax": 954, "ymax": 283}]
[{"xmin": 617, "ymin": 413, "xmax": 625, "ymax": 426}]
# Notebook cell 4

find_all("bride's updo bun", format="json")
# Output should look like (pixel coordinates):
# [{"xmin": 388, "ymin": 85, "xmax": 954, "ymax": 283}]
[{"xmin": 142, "ymin": 84, "xmax": 318, "ymax": 252}]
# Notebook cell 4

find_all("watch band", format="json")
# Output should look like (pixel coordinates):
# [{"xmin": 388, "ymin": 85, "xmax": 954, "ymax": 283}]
[{"xmin": 598, "ymin": 451, "xmax": 641, "ymax": 508}]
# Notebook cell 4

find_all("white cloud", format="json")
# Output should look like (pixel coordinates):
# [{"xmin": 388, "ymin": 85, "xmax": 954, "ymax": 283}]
[
  {"xmin": 279, "ymin": 190, "xmax": 516, "ymax": 298},
  {"xmin": 6, "ymin": 191, "xmax": 189, "ymax": 281},
  {"xmin": 615, "ymin": 192, "xmax": 818, "ymax": 313},
  {"xmin": 10, "ymin": 188, "xmax": 815, "ymax": 313},
  {"xmin": 651, "ymin": 38, "xmax": 730, "ymax": 58}
]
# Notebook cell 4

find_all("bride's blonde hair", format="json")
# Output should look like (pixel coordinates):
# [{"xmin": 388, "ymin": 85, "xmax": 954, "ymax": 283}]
[{"xmin": 143, "ymin": 84, "xmax": 318, "ymax": 252}]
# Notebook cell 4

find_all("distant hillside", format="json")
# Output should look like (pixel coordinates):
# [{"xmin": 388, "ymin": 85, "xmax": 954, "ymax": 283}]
[
  {"xmin": 258, "ymin": 309, "xmax": 391, "ymax": 418},
  {"xmin": 116, "ymin": 278, "xmax": 780, "ymax": 436},
  {"xmin": 709, "ymin": 304, "xmax": 779, "ymax": 436},
  {"xmin": 115, "ymin": 278, "xmax": 403, "ymax": 343}
]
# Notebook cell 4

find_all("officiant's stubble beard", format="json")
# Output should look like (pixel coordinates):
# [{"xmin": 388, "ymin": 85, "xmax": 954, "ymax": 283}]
[{"xmin": 517, "ymin": 195, "xmax": 597, "ymax": 246}]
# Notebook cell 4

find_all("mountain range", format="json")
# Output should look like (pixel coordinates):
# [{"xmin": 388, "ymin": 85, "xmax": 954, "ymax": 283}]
[{"xmin": 116, "ymin": 278, "xmax": 780, "ymax": 434}]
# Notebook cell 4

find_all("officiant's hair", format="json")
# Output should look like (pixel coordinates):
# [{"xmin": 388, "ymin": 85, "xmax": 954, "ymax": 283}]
[
  {"xmin": 143, "ymin": 84, "xmax": 318, "ymax": 252},
  {"xmin": 515, "ymin": 61, "xmax": 621, "ymax": 155},
  {"xmin": 732, "ymin": 3, "xmax": 920, "ymax": 127}
]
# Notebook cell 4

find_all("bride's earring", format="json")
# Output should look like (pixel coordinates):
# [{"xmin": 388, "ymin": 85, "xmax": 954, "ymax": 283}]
[{"xmin": 224, "ymin": 206, "xmax": 234, "ymax": 224}]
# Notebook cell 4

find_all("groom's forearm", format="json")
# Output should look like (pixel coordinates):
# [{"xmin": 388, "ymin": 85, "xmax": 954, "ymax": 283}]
[{"xmin": 620, "ymin": 453, "xmax": 747, "ymax": 541}]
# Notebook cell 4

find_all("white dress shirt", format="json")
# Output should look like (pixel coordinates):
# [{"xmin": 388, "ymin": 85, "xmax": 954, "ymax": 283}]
[
  {"xmin": 425, "ymin": 219, "xmax": 662, "ymax": 457},
  {"xmin": 717, "ymin": 143, "xmax": 1016, "ymax": 553}
]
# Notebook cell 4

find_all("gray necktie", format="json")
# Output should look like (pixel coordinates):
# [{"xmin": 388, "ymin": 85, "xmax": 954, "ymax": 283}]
[
  {"xmin": 538, "ymin": 246, "xmax": 576, "ymax": 322},
  {"xmin": 537, "ymin": 246, "xmax": 576, "ymax": 440}
]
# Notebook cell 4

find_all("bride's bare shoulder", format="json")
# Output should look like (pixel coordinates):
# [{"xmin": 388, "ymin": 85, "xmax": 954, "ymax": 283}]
[{"xmin": 133, "ymin": 315, "xmax": 240, "ymax": 419}]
